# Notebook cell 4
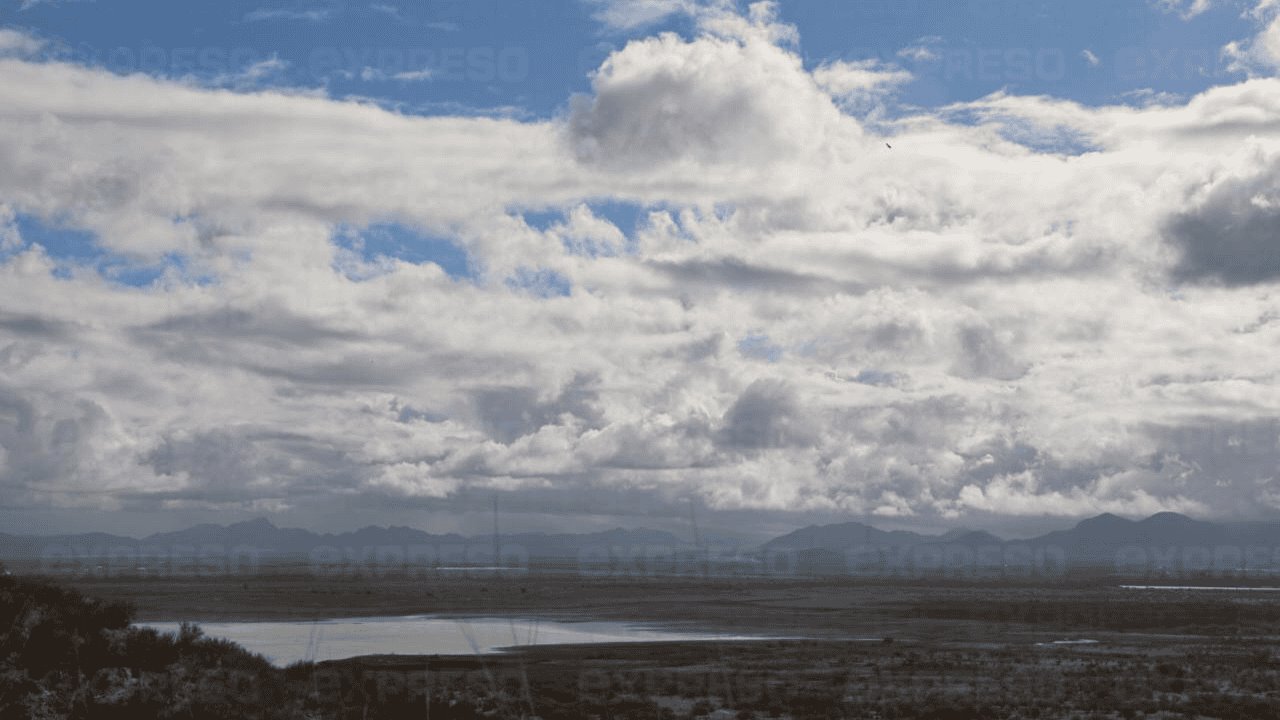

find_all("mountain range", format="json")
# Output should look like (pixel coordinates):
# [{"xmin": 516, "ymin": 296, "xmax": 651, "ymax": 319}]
[
  {"xmin": 2, "ymin": 512, "xmax": 1278, "ymax": 575},
  {"xmin": 761, "ymin": 512, "xmax": 1280, "ymax": 576},
  {"xmin": 0, "ymin": 518, "xmax": 687, "ymax": 564}
]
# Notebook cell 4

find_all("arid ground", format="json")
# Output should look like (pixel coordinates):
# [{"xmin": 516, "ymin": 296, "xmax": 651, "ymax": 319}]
[{"xmin": 16, "ymin": 562, "xmax": 1280, "ymax": 719}]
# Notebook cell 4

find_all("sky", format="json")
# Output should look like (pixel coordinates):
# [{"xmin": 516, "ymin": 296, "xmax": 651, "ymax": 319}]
[{"xmin": 1, "ymin": 0, "xmax": 1280, "ymax": 539}]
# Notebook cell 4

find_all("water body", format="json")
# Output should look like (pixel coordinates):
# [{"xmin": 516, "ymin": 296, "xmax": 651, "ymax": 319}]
[
  {"xmin": 1036, "ymin": 639, "xmax": 1099, "ymax": 646},
  {"xmin": 140, "ymin": 616, "xmax": 774, "ymax": 666},
  {"xmin": 1120, "ymin": 585, "xmax": 1280, "ymax": 592}
]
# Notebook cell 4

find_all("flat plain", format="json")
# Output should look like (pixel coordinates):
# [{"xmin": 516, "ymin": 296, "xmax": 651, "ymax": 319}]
[{"xmin": 24, "ymin": 562, "xmax": 1280, "ymax": 719}]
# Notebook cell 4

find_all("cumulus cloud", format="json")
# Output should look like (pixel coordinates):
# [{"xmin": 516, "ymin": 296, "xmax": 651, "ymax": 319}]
[
  {"xmin": 1224, "ymin": 21, "xmax": 1280, "ymax": 73},
  {"xmin": 0, "ymin": 28, "xmax": 43, "ymax": 58},
  {"xmin": 950, "ymin": 326, "xmax": 1029, "ymax": 381},
  {"xmin": 585, "ymin": 0, "xmax": 706, "ymax": 31},
  {"xmin": 567, "ymin": 10, "xmax": 847, "ymax": 169},
  {"xmin": 897, "ymin": 36, "xmax": 942, "ymax": 63},
  {"xmin": 243, "ymin": 3, "xmax": 339, "ymax": 22},
  {"xmin": 1165, "ymin": 152, "xmax": 1280, "ymax": 285},
  {"xmin": 718, "ymin": 379, "xmax": 816, "ymax": 450},
  {"xmin": 359, "ymin": 65, "xmax": 435, "ymax": 82},
  {"xmin": 1, "ymin": 2, "xmax": 1280, "ymax": 532},
  {"xmin": 472, "ymin": 373, "xmax": 605, "ymax": 445},
  {"xmin": 812, "ymin": 59, "xmax": 912, "ymax": 111},
  {"xmin": 226, "ymin": 56, "xmax": 289, "ymax": 85},
  {"xmin": 1221, "ymin": 0, "xmax": 1280, "ymax": 74},
  {"xmin": 1154, "ymin": 0, "xmax": 1217, "ymax": 20}
]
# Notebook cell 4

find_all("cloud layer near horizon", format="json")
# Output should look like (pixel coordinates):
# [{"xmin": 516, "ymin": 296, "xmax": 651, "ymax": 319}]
[{"xmin": 2, "ymin": 4, "xmax": 1280, "ymax": 530}]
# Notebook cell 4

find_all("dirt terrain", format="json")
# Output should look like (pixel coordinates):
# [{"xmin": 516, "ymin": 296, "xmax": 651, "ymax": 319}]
[{"xmin": 20, "ymin": 563, "xmax": 1280, "ymax": 718}]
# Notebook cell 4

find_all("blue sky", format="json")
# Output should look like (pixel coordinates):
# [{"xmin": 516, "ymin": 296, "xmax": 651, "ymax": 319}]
[
  {"xmin": 1, "ymin": 0, "xmax": 1259, "ymax": 285},
  {"xmin": 4, "ymin": 1, "xmax": 1257, "ymax": 115},
  {"xmin": 782, "ymin": 0, "xmax": 1255, "ymax": 106}
]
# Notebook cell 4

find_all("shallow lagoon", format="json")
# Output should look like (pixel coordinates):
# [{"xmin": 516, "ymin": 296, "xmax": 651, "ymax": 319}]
[
  {"xmin": 141, "ymin": 615, "xmax": 772, "ymax": 666},
  {"xmin": 1120, "ymin": 585, "xmax": 1280, "ymax": 591}
]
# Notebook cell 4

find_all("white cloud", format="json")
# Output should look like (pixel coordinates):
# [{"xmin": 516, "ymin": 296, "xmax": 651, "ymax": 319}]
[
  {"xmin": 203, "ymin": 56, "xmax": 291, "ymax": 90},
  {"xmin": 369, "ymin": 3, "xmax": 402, "ymax": 21},
  {"xmin": 813, "ymin": 59, "xmax": 912, "ymax": 110},
  {"xmin": 585, "ymin": 0, "xmax": 708, "ymax": 31},
  {"xmin": 1154, "ymin": 0, "xmax": 1217, "ymax": 19},
  {"xmin": 243, "ymin": 5, "xmax": 336, "ymax": 22},
  {"xmin": 360, "ymin": 66, "xmax": 435, "ymax": 82},
  {"xmin": 567, "ymin": 10, "xmax": 850, "ymax": 169},
  {"xmin": 1119, "ymin": 88, "xmax": 1185, "ymax": 106},
  {"xmin": 2, "ymin": 3, "xmax": 1280, "ymax": 530},
  {"xmin": 0, "ymin": 204, "xmax": 20, "ymax": 250},
  {"xmin": 239, "ymin": 56, "xmax": 289, "ymax": 81},
  {"xmin": 0, "ymin": 28, "xmax": 44, "ymax": 58},
  {"xmin": 1081, "ymin": 49, "xmax": 1101, "ymax": 68},
  {"xmin": 1220, "ymin": 0, "xmax": 1280, "ymax": 74},
  {"xmin": 956, "ymin": 473, "xmax": 1207, "ymax": 518},
  {"xmin": 897, "ymin": 36, "xmax": 942, "ymax": 63},
  {"xmin": 1225, "ymin": 14, "xmax": 1280, "ymax": 73}
]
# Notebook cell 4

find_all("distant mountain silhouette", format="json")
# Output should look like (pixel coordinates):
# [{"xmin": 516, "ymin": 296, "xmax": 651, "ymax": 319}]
[
  {"xmin": 761, "ymin": 521, "xmax": 930, "ymax": 551},
  {"xmin": 1025, "ymin": 512, "xmax": 1236, "ymax": 567},
  {"xmin": 0, "ymin": 519, "xmax": 690, "ymax": 563},
  {"xmin": 753, "ymin": 512, "xmax": 1280, "ymax": 575},
  {"xmin": 761, "ymin": 522, "xmax": 1011, "ymax": 553},
  {"xmin": 4, "ymin": 513, "xmax": 1279, "ymax": 575}
]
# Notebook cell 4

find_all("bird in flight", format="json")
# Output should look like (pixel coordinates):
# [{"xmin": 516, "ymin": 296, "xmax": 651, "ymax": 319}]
[{"xmin": 885, "ymin": 142, "xmax": 893, "ymax": 149}]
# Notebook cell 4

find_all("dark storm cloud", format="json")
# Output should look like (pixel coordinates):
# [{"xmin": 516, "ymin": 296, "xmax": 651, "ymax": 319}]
[
  {"xmin": 663, "ymin": 333, "xmax": 723, "ymax": 362},
  {"xmin": 851, "ymin": 369, "xmax": 900, "ymax": 386},
  {"xmin": 144, "ymin": 429, "xmax": 261, "ymax": 492},
  {"xmin": 868, "ymin": 320, "xmax": 923, "ymax": 351},
  {"xmin": 471, "ymin": 372, "xmax": 605, "ymax": 444},
  {"xmin": 869, "ymin": 394, "xmax": 972, "ymax": 447},
  {"xmin": 141, "ymin": 427, "xmax": 352, "ymax": 504},
  {"xmin": 137, "ymin": 304, "xmax": 362, "ymax": 346},
  {"xmin": 255, "ymin": 347, "xmax": 524, "ymax": 392},
  {"xmin": 391, "ymin": 399, "xmax": 446, "ymax": 424},
  {"xmin": 955, "ymin": 437, "xmax": 1105, "ymax": 493},
  {"xmin": 138, "ymin": 337, "xmax": 435, "ymax": 390},
  {"xmin": 599, "ymin": 415, "xmax": 718, "ymax": 470},
  {"xmin": 951, "ymin": 326, "xmax": 1028, "ymax": 381},
  {"xmin": 647, "ymin": 257, "xmax": 866, "ymax": 295},
  {"xmin": 244, "ymin": 354, "xmax": 434, "ymax": 390},
  {"xmin": 918, "ymin": 246, "xmax": 1114, "ymax": 284},
  {"xmin": 1148, "ymin": 417, "xmax": 1280, "ymax": 484},
  {"xmin": 135, "ymin": 305, "xmax": 526, "ymax": 391},
  {"xmin": 1166, "ymin": 167, "xmax": 1280, "ymax": 286},
  {"xmin": 718, "ymin": 378, "xmax": 816, "ymax": 450},
  {"xmin": 0, "ymin": 311, "xmax": 76, "ymax": 340},
  {"xmin": 0, "ymin": 385, "xmax": 108, "ymax": 497},
  {"xmin": 339, "ymin": 481, "xmax": 715, "ymax": 530}
]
